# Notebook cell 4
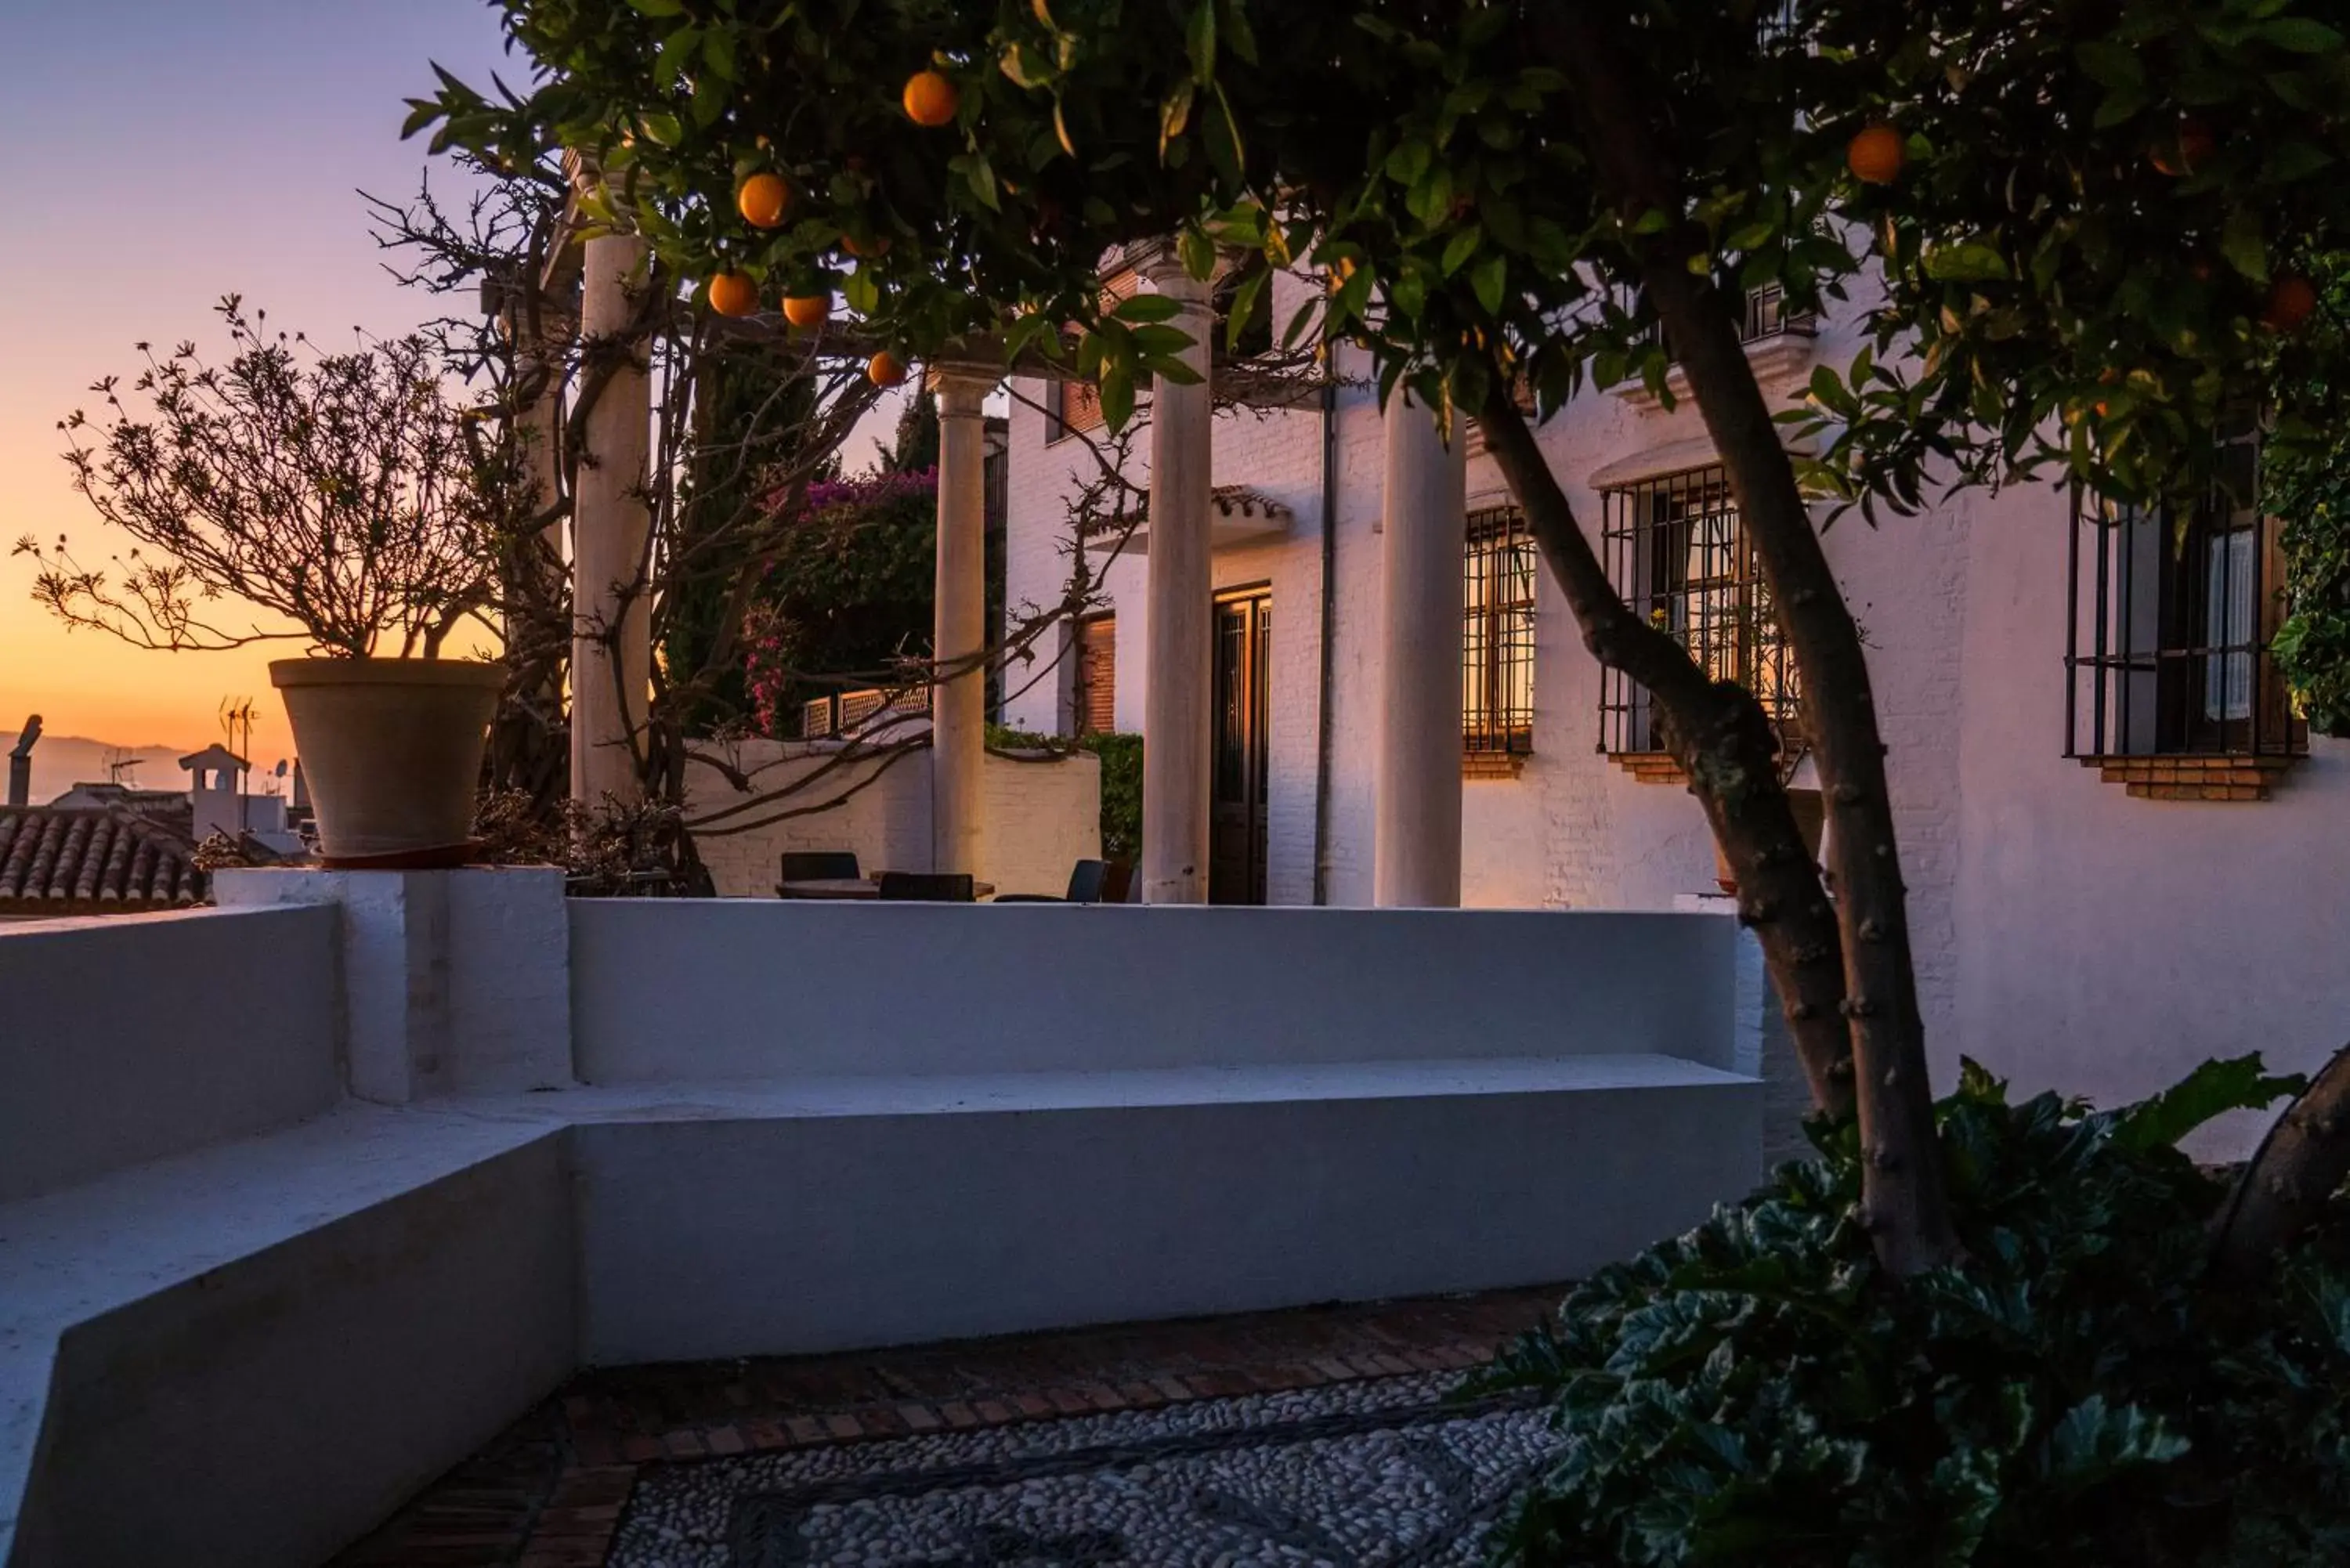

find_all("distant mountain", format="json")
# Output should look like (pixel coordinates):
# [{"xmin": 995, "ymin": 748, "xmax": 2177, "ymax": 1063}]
[{"xmin": 1, "ymin": 733, "xmax": 190, "ymax": 807}]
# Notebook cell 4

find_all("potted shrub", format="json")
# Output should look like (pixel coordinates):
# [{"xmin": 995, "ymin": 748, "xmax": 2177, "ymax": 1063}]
[{"xmin": 17, "ymin": 298, "xmax": 513, "ymax": 865}]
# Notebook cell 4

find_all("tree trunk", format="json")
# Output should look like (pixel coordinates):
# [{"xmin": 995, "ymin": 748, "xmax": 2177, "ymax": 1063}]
[
  {"xmin": 1475, "ymin": 390, "xmax": 1854, "ymax": 1121},
  {"xmin": 1542, "ymin": 11, "xmax": 1960, "ymax": 1273},
  {"xmin": 2210, "ymin": 1041, "xmax": 2350, "ymax": 1285}
]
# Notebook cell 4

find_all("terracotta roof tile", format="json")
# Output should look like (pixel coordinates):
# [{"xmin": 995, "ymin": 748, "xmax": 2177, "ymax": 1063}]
[{"xmin": 0, "ymin": 807, "xmax": 206, "ymax": 916}]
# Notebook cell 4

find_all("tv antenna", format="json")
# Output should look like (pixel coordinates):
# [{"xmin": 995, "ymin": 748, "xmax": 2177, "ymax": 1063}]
[
  {"xmin": 220, "ymin": 697, "xmax": 258, "ymax": 829},
  {"xmin": 103, "ymin": 748, "xmax": 139, "ymax": 786}
]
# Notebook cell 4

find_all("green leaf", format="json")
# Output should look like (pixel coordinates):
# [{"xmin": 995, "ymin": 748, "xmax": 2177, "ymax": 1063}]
[
  {"xmin": 1955, "ymin": 1057, "xmax": 2008, "ymax": 1104},
  {"xmin": 2262, "ymin": 140, "xmax": 2335, "ymax": 183},
  {"xmin": 1386, "ymin": 139, "xmax": 1430, "ymax": 188},
  {"xmin": 1098, "ymin": 365, "xmax": 1135, "ymax": 429},
  {"xmin": 2042, "ymin": 1396, "xmax": 2191, "ymax": 1487},
  {"xmin": 1187, "ymin": 0, "xmax": 1217, "ymax": 84},
  {"xmin": 2074, "ymin": 40, "xmax": 2146, "ymax": 92},
  {"xmin": 1178, "ymin": 225, "xmax": 1217, "ymax": 281},
  {"xmin": 1923, "ymin": 240, "xmax": 2010, "ymax": 283},
  {"xmin": 1113, "ymin": 293, "xmax": 1184, "ymax": 324},
  {"xmin": 1222, "ymin": 0, "xmax": 1258, "ymax": 65},
  {"xmin": 2110, "ymin": 1053, "xmax": 2308, "ymax": 1151},
  {"xmin": 1441, "ymin": 225, "xmax": 1483, "ymax": 277},
  {"xmin": 1159, "ymin": 81, "xmax": 1195, "ymax": 157},
  {"xmin": 843, "ymin": 268, "xmax": 880, "ymax": 316},
  {"xmin": 1471, "ymin": 252, "xmax": 1508, "ymax": 315},
  {"xmin": 624, "ymin": 0, "xmax": 685, "ymax": 13},
  {"xmin": 1224, "ymin": 268, "xmax": 1268, "ymax": 354},
  {"xmin": 2222, "ymin": 207, "xmax": 2269, "ymax": 282},
  {"xmin": 2262, "ymin": 16, "xmax": 2343, "ymax": 52}
]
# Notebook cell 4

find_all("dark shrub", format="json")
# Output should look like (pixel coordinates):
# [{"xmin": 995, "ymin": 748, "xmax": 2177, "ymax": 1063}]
[{"xmin": 1478, "ymin": 1057, "xmax": 2350, "ymax": 1567}]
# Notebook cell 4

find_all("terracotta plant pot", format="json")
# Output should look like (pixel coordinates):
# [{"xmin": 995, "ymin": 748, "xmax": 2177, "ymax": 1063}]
[{"xmin": 269, "ymin": 657, "xmax": 504, "ymax": 865}]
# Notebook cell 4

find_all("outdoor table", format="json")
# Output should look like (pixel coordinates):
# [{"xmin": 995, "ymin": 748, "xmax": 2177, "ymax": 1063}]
[{"xmin": 776, "ymin": 876, "xmax": 996, "ymax": 901}]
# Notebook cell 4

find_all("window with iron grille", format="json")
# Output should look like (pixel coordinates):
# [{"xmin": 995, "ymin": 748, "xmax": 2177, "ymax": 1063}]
[
  {"xmin": 1629, "ymin": 282, "xmax": 1818, "ymax": 356},
  {"xmin": 2066, "ymin": 432, "xmax": 2305, "ymax": 761},
  {"xmin": 1464, "ymin": 504, "xmax": 1536, "ymax": 754},
  {"xmin": 1599, "ymin": 464, "xmax": 1801, "ymax": 755}
]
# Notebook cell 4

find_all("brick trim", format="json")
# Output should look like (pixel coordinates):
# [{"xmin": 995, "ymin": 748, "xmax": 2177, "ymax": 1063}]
[
  {"xmin": 2080, "ymin": 753, "xmax": 2301, "ymax": 801},
  {"xmin": 1607, "ymin": 751, "xmax": 1689, "ymax": 785}
]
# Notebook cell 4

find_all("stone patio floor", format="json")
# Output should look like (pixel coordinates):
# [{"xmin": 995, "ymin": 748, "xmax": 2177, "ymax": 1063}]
[{"xmin": 327, "ymin": 1285, "xmax": 1564, "ymax": 1568}]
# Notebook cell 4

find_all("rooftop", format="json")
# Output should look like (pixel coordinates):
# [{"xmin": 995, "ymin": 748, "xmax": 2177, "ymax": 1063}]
[{"xmin": 0, "ymin": 806, "xmax": 205, "ymax": 916}]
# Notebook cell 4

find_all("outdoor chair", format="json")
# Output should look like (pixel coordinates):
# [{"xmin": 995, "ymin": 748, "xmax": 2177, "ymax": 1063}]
[
  {"xmin": 993, "ymin": 858, "xmax": 1111, "ymax": 905},
  {"xmin": 877, "ymin": 871, "xmax": 976, "ymax": 902},
  {"xmin": 780, "ymin": 850, "xmax": 861, "ymax": 883}
]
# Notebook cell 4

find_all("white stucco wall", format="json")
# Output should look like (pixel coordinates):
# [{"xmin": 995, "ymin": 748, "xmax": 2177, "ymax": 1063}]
[
  {"xmin": 569, "ymin": 901, "xmax": 1746, "ymax": 1082},
  {"xmin": 684, "ymin": 735, "xmax": 1101, "ymax": 898},
  {"xmin": 0, "ymin": 906, "xmax": 339, "ymax": 1203},
  {"xmin": 998, "ymin": 285, "xmax": 2350, "ymax": 1137},
  {"xmin": 2, "ymin": 882, "xmax": 1762, "ymax": 1566}
]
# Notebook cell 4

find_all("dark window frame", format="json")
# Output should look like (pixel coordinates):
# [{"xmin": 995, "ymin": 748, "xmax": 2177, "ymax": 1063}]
[
  {"xmin": 2065, "ymin": 431, "xmax": 2305, "ymax": 761},
  {"xmin": 1463, "ymin": 504, "xmax": 1536, "ymax": 756},
  {"xmin": 1598, "ymin": 464, "xmax": 1802, "ymax": 757}
]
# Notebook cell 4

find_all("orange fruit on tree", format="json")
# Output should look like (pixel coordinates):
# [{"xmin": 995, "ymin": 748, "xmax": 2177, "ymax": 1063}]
[
  {"xmin": 2263, "ymin": 272, "xmax": 2319, "ymax": 332},
  {"xmin": 737, "ymin": 172, "xmax": 792, "ymax": 229},
  {"xmin": 707, "ymin": 271, "xmax": 761, "ymax": 318},
  {"xmin": 868, "ymin": 351, "xmax": 909, "ymax": 388},
  {"xmin": 1846, "ymin": 124, "xmax": 1904, "ymax": 185},
  {"xmin": 843, "ymin": 233, "xmax": 893, "ymax": 259},
  {"xmin": 902, "ymin": 69, "xmax": 959, "ymax": 128},
  {"xmin": 781, "ymin": 293, "xmax": 831, "ymax": 328}
]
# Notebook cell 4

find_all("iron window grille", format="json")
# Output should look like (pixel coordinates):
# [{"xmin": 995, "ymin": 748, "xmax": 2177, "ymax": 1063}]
[
  {"xmin": 1464, "ymin": 504, "xmax": 1537, "ymax": 755},
  {"xmin": 1599, "ymin": 464, "xmax": 1802, "ymax": 756},
  {"xmin": 1629, "ymin": 281, "xmax": 1818, "ymax": 356},
  {"xmin": 2065, "ymin": 432, "xmax": 2305, "ymax": 761}
]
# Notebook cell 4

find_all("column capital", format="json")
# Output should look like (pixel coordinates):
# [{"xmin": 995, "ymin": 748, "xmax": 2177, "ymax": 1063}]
[
  {"xmin": 1127, "ymin": 236, "xmax": 1221, "ymax": 303},
  {"xmin": 926, "ymin": 363, "xmax": 997, "ymax": 417}
]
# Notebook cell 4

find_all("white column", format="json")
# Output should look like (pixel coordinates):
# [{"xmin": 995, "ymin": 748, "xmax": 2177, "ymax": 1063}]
[
  {"xmin": 931, "ymin": 367, "xmax": 993, "ymax": 876},
  {"xmin": 570, "ymin": 230, "xmax": 653, "ymax": 809},
  {"xmin": 1373, "ymin": 391, "xmax": 1468, "ymax": 907},
  {"xmin": 1137, "ymin": 249, "xmax": 1217, "ymax": 904}
]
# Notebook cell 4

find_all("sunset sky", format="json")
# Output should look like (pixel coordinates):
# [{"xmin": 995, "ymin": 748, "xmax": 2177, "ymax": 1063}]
[{"xmin": 1, "ymin": 1, "xmax": 899, "ymax": 771}]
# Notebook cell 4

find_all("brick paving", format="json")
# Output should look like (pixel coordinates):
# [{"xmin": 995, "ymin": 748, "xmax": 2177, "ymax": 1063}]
[{"xmin": 327, "ymin": 1284, "xmax": 1561, "ymax": 1568}]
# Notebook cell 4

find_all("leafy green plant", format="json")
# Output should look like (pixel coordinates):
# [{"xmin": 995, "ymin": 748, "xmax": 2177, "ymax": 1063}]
[
  {"xmin": 2263, "ymin": 261, "xmax": 2350, "ymax": 739},
  {"xmin": 1474, "ymin": 1057, "xmax": 2350, "ymax": 1568},
  {"xmin": 1076, "ymin": 731, "xmax": 1141, "ymax": 864}
]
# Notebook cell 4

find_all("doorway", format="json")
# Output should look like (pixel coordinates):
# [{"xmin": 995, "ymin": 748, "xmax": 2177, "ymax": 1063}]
[{"xmin": 1210, "ymin": 588, "xmax": 1271, "ymax": 905}]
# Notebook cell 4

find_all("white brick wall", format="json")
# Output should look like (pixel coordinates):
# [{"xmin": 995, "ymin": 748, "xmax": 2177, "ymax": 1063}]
[
  {"xmin": 997, "ymin": 273, "xmax": 2350, "ymax": 1142},
  {"xmin": 685, "ymin": 739, "xmax": 1100, "ymax": 899}
]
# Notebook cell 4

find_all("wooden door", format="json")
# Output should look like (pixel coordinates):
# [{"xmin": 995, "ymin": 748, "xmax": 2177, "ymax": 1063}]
[{"xmin": 1210, "ymin": 590, "xmax": 1271, "ymax": 905}]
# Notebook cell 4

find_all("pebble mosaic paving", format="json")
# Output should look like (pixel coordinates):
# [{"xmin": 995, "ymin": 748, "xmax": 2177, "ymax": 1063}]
[{"xmin": 613, "ymin": 1372, "xmax": 1554, "ymax": 1567}]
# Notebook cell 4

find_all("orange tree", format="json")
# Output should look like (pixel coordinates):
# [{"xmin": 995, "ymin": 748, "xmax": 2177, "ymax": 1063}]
[{"xmin": 415, "ymin": 0, "xmax": 2350, "ymax": 1281}]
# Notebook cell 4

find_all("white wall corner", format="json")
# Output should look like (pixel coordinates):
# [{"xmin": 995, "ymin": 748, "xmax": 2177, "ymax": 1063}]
[{"xmin": 212, "ymin": 868, "xmax": 574, "ymax": 1104}]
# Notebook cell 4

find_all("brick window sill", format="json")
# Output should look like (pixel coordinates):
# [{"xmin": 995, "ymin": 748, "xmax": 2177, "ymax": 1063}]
[
  {"xmin": 1462, "ymin": 751, "xmax": 1529, "ymax": 781},
  {"xmin": 1607, "ymin": 752, "xmax": 1687, "ymax": 785},
  {"xmin": 2080, "ymin": 754, "xmax": 2302, "ymax": 801}
]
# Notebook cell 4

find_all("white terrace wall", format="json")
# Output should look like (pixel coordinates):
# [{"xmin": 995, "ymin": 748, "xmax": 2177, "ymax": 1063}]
[
  {"xmin": 570, "ymin": 901, "xmax": 1748, "ymax": 1082},
  {"xmin": 684, "ymin": 736, "xmax": 1100, "ymax": 898},
  {"xmin": 0, "ymin": 907, "xmax": 338, "ymax": 1203},
  {"xmin": 3, "ymin": 882, "xmax": 1767, "ymax": 1566}
]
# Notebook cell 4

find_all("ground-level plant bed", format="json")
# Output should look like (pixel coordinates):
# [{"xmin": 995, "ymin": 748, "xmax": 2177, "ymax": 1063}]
[{"xmin": 1475, "ymin": 1056, "xmax": 2350, "ymax": 1567}]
